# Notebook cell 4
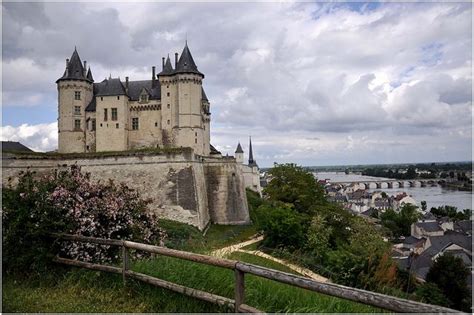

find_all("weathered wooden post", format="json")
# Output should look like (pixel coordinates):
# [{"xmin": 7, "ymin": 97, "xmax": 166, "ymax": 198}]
[
  {"xmin": 234, "ymin": 269, "xmax": 245, "ymax": 312},
  {"xmin": 122, "ymin": 242, "xmax": 129, "ymax": 285}
]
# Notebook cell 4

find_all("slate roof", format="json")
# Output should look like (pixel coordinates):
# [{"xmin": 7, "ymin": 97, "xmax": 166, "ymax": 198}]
[
  {"xmin": 248, "ymin": 136, "xmax": 257, "ymax": 167},
  {"xmin": 210, "ymin": 144, "xmax": 221, "ymax": 155},
  {"xmin": 235, "ymin": 142, "xmax": 243, "ymax": 153},
  {"xmin": 158, "ymin": 56, "xmax": 175, "ymax": 76},
  {"xmin": 202, "ymin": 87, "xmax": 209, "ymax": 101},
  {"xmin": 403, "ymin": 236, "xmax": 425, "ymax": 246},
  {"xmin": 57, "ymin": 48, "xmax": 92, "ymax": 83},
  {"xmin": 174, "ymin": 43, "xmax": 204, "ymax": 77},
  {"xmin": 454, "ymin": 220, "xmax": 472, "ymax": 235},
  {"xmin": 416, "ymin": 221, "xmax": 443, "ymax": 232},
  {"xmin": 361, "ymin": 208, "xmax": 377, "ymax": 217},
  {"xmin": 2, "ymin": 141, "xmax": 34, "ymax": 152}
]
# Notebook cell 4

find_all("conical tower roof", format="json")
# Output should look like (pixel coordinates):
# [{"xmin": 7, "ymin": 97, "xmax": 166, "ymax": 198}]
[
  {"xmin": 175, "ymin": 42, "xmax": 204, "ymax": 77},
  {"xmin": 57, "ymin": 47, "xmax": 92, "ymax": 83},
  {"xmin": 86, "ymin": 67, "xmax": 94, "ymax": 82},
  {"xmin": 235, "ymin": 142, "xmax": 244, "ymax": 154},
  {"xmin": 158, "ymin": 55, "xmax": 175, "ymax": 76}
]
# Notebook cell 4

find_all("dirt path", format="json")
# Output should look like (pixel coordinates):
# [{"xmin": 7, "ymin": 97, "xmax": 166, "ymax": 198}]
[{"xmin": 209, "ymin": 235, "xmax": 329, "ymax": 283}]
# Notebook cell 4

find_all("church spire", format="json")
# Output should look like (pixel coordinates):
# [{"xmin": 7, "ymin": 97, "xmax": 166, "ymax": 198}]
[{"xmin": 248, "ymin": 136, "xmax": 257, "ymax": 167}]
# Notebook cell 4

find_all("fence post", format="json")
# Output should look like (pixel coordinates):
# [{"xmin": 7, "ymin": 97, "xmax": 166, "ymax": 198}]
[
  {"xmin": 122, "ymin": 242, "xmax": 129, "ymax": 285},
  {"xmin": 234, "ymin": 269, "xmax": 245, "ymax": 312}
]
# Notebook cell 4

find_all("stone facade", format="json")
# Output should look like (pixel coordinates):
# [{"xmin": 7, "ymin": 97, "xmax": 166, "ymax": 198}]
[
  {"xmin": 2, "ymin": 151, "xmax": 250, "ymax": 230},
  {"xmin": 57, "ymin": 44, "xmax": 210, "ymax": 156}
]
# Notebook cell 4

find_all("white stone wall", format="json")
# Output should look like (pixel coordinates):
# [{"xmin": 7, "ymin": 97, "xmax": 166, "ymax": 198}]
[
  {"xmin": 95, "ymin": 95, "xmax": 129, "ymax": 151},
  {"xmin": 58, "ymin": 80, "xmax": 93, "ymax": 153}
]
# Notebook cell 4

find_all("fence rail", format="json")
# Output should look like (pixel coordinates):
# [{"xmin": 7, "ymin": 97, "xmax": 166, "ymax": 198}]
[{"xmin": 51, "ymin": 233, "xmax": 458, "ymax": 314}]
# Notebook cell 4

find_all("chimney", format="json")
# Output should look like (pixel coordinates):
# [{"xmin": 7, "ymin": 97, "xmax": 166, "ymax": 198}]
[
  {"xmin": 162, "ymin": 57, "xmax": 165, "ymax": 70},
  {"xmin": 66, "ymin": 58, "xmax": 69, "ymax": 76},
  {"xmin": 175, "ymin": 53, "xmax": 178, "ymax": 69},
  {"xmin": 125, "ymin": 76, "xmax": 129, "ymax": 93},
  {"xmin": 152, "ymin": 66, "xmax": 156, "ymax": 87},
  {"xmin": 83, "ymin": 61, "xmax": 87, "ymax": 76}
]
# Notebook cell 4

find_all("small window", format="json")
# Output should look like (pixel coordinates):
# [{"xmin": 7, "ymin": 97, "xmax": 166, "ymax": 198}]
[
  {"xmin": 101, "ymin": 97, "xmax": 103, "ymax": 101},
  {"xmin": 167, "ymin": 119, "xmax": 170, "ymax": 125},
  {"xmin": 195, "ymin": 132, "xmax": 197, "ymax": 137},
  {"xmin": 92, "ymin": 119, "xmax": 96, "ymax": 131},
  {"xmin": 195, "ymin": 138, "xmax": 197, "ymax": 144},
  {"xmin": 116, "ymin": 123, "xmax": 119, "ymax": 128},
  {"xmin": 75, "ymin": 91, "xmax": 81, "ymax": 100},
  {"xmin": 140, "ymin": 94, "xmax": 148, "ymax": 102},
  {"xmin": 74, "ymin": 106, "xmax": 81, "ymax": 115},
  {"xmin": 104, "ymin": 108, "xmax": 108, "ymax": 121},
  {"xmin": 117, "ymin": 96, "xmax": 120, "ymax": 100},
  {"xmin": 155, "ymin": 122, "xmax": 158, "ymax": 127},
  {"xmin": 74, "ymin": 119, "xmax": 81, "ymax": 130},
  {"xmin": 167, "ymin": 104, "xmax": 170, "ymax": 109},
  {"xmin": 167, "ymin": 85, "xmax": 169, "ymax": 88},
  {"xmin": 86, "ymin": 145, "xmax": 90, "ymax": 151},
  {"xmin": 158, "ymin": 105, "xmax": 161, "ymax": 110},
  {"xmin": 167, "ymin": 92, "xmax": 170, "ymax": 97},
  {"xmin": 100, "ymin": 123, "xmax": 103, "ymax": 127},
  {"xmin": 111, "ymin": 108, "xmax": 118, "ymax": 121},
  {"xmin": 132, "ymin": 117, "xmax": 139, "ymax": 130}
]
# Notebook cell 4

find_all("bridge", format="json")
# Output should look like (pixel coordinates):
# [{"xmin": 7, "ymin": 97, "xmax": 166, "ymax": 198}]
[{"xmin": 330, "ymin": 179, "xmax": 446, "ymax": 189}]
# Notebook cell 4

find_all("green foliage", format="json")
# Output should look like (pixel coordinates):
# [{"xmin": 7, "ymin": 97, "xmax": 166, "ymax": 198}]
[
  {"xmin": 2, "ymin": 166, "xmax": 161, "ymax": 274},
  {"xmin": 305, "ymin": 214, "xmax": 332, "ymax": 261},
  {"xmin": 425, "ymin": 254, "xmax": 471, "ymax": 311},
  {"xmin": 380, "ymin": 204, "xmax": 420, "ymax": 237},
  {"xmin": 430, "ymin": 206, "xmax": 471, "ymax": 221},
  {"xmin": 264, "ymin": 163, "xmax": 325, "ymax": 214},
  {"xmin": 257, "ymin": 204, "xmax": 308, "ymax": 249},
  {"xmin": 414, "ymin": 282, "xmax": 449, "ymax": 308}
]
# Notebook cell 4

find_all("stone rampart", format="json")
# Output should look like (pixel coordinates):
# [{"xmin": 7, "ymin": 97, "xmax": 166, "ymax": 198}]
[{"xmin": 2, "ymin": 151, "xmax": 250, "ymax": 230}]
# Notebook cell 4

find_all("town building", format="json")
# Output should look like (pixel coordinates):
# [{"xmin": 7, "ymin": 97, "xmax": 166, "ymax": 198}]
[{"xmin": 57, "ymin": 43, "xmax": 210, "ymax": 156}]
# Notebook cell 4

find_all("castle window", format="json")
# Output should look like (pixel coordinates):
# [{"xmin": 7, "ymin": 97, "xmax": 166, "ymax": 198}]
[
  {"xmin": 91, "ymin": 119, "xmax": 96, "ymax": 131},
  {"xmin": 158, "ymin": 105, "xmax": 161, "ymax": 110},
  {"xmin": 74, "ymin": 91, "xmax": 81, "ymax": 100},
  {"xmin": 111, "ymin": 108, "xmax": 118, "ymax": 121},
  {"xmin": 167, "ymin": 85, "xmax": 169, "ymax": 88},
  {"xmin": 116, "ymin": 123, "xmax": 119, "ymax": 128},
  {"xmin": 74, "ymin": 119, "xmax": 81, "ymax": 130},
  {"xmin": 140, "ymin": 94, "xmax": 148, "ymax": 102},
  {"xmin": 167, "ymin": 92, "xmax": 170, "ymax": 97},
  {"xmin": 74, "ymin": 106, "xmax": 81, "ymax": 115},
  {"xmin": 101, "ymin": 97, "xmax": 103, "ymax": 101},
  {"xmin": 195, "ymin": 138, "xmax": 197, "ymax": 144},
  {"xmin": 117, "ymin": 96, "xmax": 120, "ymax": 100},
  {"xmin": 104, "ymin": 108, "xmax": 108, "ymax": 121},
  {"xmin": 167, "ymin": 119, "xmax": 170, "ymax": 125},
  {"xmin": 167, "ymin": 104, "xmax": 170, "ymax": 109},
  {"xmin": 155, "ymin": 122, "xmax": 158, "ymax": 127},
  {"xmin": 132, "ymin": 117, "xmax": 139, "ymax": 130},
  {"xmin": 195, "ymin": 132, "xmax": 197, "ymax": 137}
]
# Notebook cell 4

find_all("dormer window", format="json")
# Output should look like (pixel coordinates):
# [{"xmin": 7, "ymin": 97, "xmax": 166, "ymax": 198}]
[{"xmin": 140, "ymin": 94, "xmax": 148, "ymax": 103}]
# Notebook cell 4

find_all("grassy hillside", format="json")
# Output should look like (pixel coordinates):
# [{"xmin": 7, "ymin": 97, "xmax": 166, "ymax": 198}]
[{"xmin": 4, "ymin": 254, "xmax": 381, "ymax": 313}]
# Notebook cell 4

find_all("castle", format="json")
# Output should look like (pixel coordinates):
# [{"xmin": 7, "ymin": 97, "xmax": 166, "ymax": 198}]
[{"xmin": 57, "ymin": 43, "xmax": 210, "ymax": 156}]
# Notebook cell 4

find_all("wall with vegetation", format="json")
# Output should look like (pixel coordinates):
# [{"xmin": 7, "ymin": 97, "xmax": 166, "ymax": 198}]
[{"xmin": 2, "ymin": 151, "xmax": 250, "ymax": 230}]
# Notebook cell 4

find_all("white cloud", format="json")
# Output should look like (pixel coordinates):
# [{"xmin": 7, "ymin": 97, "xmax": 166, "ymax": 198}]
[
  {"xmin": 1, "ymin": 2, "xmax": 472, "ymax": 165},
  {"xmin": 1, "ymin": 123, "xmax": 58, "ymax": 152}
]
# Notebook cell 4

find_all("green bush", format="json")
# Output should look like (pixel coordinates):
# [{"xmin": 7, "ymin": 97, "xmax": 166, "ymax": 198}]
[
  {"xmin": 257, "ymin": 204, "xmax": 308, "ymax": 249},
  {"xmin": 2, "ymin": 166, "xmax": 163, "ymax": 274}
]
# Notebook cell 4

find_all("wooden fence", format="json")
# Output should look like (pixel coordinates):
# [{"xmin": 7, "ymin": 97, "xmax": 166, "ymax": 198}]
[{"xmin": 52, "ymin": 233, "xmax": 459, "ymax": 313}]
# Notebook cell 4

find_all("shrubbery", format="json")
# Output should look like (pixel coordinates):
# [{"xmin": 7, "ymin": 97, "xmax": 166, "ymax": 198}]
[{"xmin": 2, "ymin": 165, "xmax": 164, "ymax": 274}]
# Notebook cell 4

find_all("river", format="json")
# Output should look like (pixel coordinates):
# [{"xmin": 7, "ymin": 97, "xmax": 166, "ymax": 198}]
[{"xmin": 314, "ymin": 172, "xmax": 473, "ymax": 211}]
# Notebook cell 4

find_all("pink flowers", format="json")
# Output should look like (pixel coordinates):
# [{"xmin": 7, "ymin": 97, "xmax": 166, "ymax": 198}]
[{"xmin": 46, "ymin": 165, "xmax": 164, "ymax": 263}]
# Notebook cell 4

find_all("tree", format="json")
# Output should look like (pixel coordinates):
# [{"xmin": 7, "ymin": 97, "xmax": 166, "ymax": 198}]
[
  {"xmin": 426, "ymin": 254, "xmax": 471, "ymax": 311},
  {"xmin": 420, "ymin": 201, "xmax": 427, "ymax": 212},
  {"xmin": 380, "ymin": 204, "xmax": 420, "ymax": 237},
  {"xmin": 305, "ymin": 214, "xmax": 332, "ymax": 261},
  {"xmin": 415, "ymin": 282, "xmax": 450, "ymax": 307},
  {"xmin": 264, "ymin": 163, "xmax": 326, "ymax": 214}
]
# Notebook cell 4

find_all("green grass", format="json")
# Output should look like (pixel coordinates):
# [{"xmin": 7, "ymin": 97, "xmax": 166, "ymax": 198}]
[
  {"xmin": 159, "ymin": 219, "xmax": 257, "ymax": 253},
  {"xmin": 3, "ymin": 256, "xmax": 381, "ymax": 313},
  {"xmin": 228, "ymin": 251, "xmax": 299, "ymax": 275}
]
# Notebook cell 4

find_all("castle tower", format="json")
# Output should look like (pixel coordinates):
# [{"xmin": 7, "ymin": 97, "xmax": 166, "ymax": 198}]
[
  {"xmin": 235, "ymin": 142, "xmax": 244, "ymax": 164},
  {"xmin": 158, "ymin": 42, "xmax": 209, "ymax": 156},
  {"xmin": 57, "ymin": 48, "xmax": 94, "ymax": 153},
  {"xmin": 248, "ymin": 136, "xmax": 258, "ymax": 169}
]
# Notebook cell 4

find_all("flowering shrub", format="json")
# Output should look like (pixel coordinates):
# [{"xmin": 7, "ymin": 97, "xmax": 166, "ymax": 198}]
[{"xmin": 3, "ymin": 165, "xmax": 164, "ymax": 273}]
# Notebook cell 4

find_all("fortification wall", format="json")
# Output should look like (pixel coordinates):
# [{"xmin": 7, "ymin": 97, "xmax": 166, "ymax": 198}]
[
  {"xmin": 2, "ymin": 150, "xmax": 250, "ymax": 230},
  {"xmin": 204, "ymin": 157, "xmax": 250, "ymax": 225}
]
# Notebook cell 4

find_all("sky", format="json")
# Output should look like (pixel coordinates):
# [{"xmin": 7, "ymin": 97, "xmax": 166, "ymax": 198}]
[{"xmin": 1, "ymin": 1, "xmax": 472, "ymax": 167}]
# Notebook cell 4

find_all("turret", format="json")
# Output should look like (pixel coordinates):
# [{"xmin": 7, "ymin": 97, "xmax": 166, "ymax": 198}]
[
  {"xmin": 57, "ymin": 47, "xmax": 94, "ymax": 153},
  {"xmin": 158, "ymin": 42, "xmax": 209, "ymax": 156},
  {"xmin": 248, "ymin": 136, "xmax": 257, "ymax": 167},
  {"xmin": 235, "ymin": 142, "xmax": 244, "ymax": 164}
]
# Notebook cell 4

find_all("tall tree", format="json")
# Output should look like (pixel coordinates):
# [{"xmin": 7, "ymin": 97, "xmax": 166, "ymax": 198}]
[{"xmin": 426, "ymin": 254, "xmax": 471, "ymax": 312}]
